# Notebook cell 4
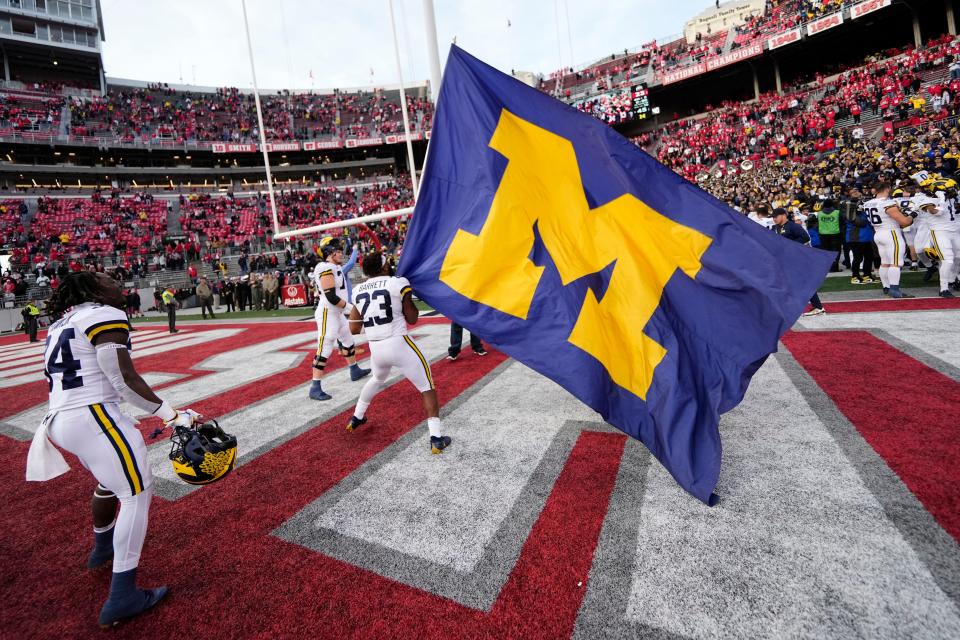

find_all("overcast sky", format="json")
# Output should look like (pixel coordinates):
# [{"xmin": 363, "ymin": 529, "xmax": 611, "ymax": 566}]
[{"xmin": 99, "ymin": 0, "xmax": 706, "ymax": 91}]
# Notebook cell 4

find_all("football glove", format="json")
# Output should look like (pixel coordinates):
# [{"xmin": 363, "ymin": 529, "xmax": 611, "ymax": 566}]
[{"xmin": 166, "ymin": 409, "xmax": 200, "ymax": 430}]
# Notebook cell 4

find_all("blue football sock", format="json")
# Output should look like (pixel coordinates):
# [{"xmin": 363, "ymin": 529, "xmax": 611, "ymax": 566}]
[
  {"xmin": 108, "ymin": 568, "xmax": 138, "ymax": 600},
  {"xmin": 310, "ymin": 380, "xmax": 323, "ymax": 390},
  {"xmin": 93, "ymin": 527, "xmax": 113, "ymax": 554}
]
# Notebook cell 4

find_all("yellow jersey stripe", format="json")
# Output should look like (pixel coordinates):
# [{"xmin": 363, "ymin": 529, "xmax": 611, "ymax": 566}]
[
  {"xmin": 85, "ymin": 322, "xmax": 130, "ymax": 341},
  {"xmin": 400, "ymin": 286, "xmax": 412, "ymax": 298},
  {"xmin": 316, "ymin": 307, "xmax": 328, "ymax": 356},
  {"xmin": 891, "ymin": 230, "xmax": 901, "ymax": 267},
  {"xmin": 403, "ymin": 335, "xmax": 434, "ymax": 389},
  {"xmin": 931, "ymin": 231, "xmax": 945, "ymax": 261},
  {"xmin": 318, "ymin": 270, "xmax": 334, "ymax": 278},
  {"xmin": 89, "ymin": 404, "xmax": 143, "ymax": 495}
]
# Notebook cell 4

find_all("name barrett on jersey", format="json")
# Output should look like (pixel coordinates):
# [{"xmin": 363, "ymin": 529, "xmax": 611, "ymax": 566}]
[{"xmin": 353, "ymin": 276, "xmax": 413, "ymax": 341}]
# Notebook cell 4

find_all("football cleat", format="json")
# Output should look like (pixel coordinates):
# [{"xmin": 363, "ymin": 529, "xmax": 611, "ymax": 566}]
[
  {"xmin": 861, "ymin": 276, "xmax": 874, "ymax": 283},
  {"xmin": 346, "ymin": 416, "xmax": 367, "ymax": 432},
  {"xmin": 446, "ymin": 353, "xmax": 459, "ymax": 361},
  {"xmin": 350, "ymin": 364, "xmax": 371, "ymax": 382},
  {"xmin": 923, "ymin": 266, "xmax": 938, "ymax": 283},
  {"xmin": 889, "ymin": 288, "xmax": 914, "ymax": 299},
  {"xmin": 309, "ymin": 383, "xmax": 332, "ymax": 401},
  {"xmin": 882, "ymin": 287, "xmax": 890, "ymax": 295},
  {"xmin": 87, "ymin": 544, "xmax": 113, "ymax": 570},
  {"xmin": 473, "ymin": 348, "xmax": 488, "ymax": 356},
  {"xmin": 430, "ymin": 435, "xmax": 452, "ymax": 454},
  {"xmin": 850, "ymin": 277, "xmax": 863, "ymax": 285},
  {"xmin": 802, "ymin": 308, "xmax": 826, "ymax": 317},
  {"xmin": 99, "ymin": 586, "xmax": 168, "ymax": 629},
  {"xmin": 940, "ymin": 290, "xmax": 955, "ymax": 298}
]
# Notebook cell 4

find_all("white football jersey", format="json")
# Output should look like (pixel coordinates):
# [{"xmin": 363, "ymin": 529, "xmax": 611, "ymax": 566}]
[
  {"xmin": 312, "ymin": 260, "xmax": 348, "ymax": 309},
  {"xmin": 747, "ymin": 213, "xmax": 775, "ymax": 229},
  {"xmin": 862, "ymin": 197, "xmax": 902, "ymax": 231},
  {"xmin": 918, "ymin": 195, "xmax": 959, "ymax": 232},
  {"xmin": 353, "ymin": 276, "xmax": 412, "ymax": 341},
  {"xmin": 44, "ymin": 303, "xmax": 131, "ymax": 411}
]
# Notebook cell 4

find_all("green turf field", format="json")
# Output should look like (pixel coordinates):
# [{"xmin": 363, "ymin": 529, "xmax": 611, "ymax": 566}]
[
  {"xmin": 131, "ymin": 299, "xmax": 436, "ymax": 322},
  {"xmin": 816, "ymin": 270, "xmax": 938, "ymax": 293}
]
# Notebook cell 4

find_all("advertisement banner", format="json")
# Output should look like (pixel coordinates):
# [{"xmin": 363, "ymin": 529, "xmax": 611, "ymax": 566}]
[
  {"xmin": 261, "ymin": 142, "xmax": 300, "ymax": 152},
  {"xmin": 807, "ymin": 12, "xmax": 843, "ymax": 36},
  {"xmin": 660, "ymin": 41, "xmax": 762, "ymax": 85},
  {"xmin": 281, "ymin": 284, "xmax": 309, "ymax": 307},
  {"xmin": 851, "ymin": 0, "xmax": 891, "ymax": 19},
  {"xmin": 767, "ymin": 28, "xmax": 802, "ymax": 50},
  {"xmin": 302, "ymin": 140, "xmax": 343, "ymax": 150},
  {"xmin": 211, "ymin": 143, "xmax": 257, "ymax": 153},
  {"xmin": 704, "ymin": 41, "xmax": 763, "ymax": 71},
  {"xmin": 661, "ymin": 64, "xmax": 707, "ymax": 86},
  {"xmin": 345, "ymin": 137, "xmax": 384, "ymax": 148},
  {"xmin": 384, "ymin": 132, "xmax": 424, "ymax": 144}
]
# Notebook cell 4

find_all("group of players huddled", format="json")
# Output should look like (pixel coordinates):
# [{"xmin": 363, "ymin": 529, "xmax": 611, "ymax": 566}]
[{"xmin": 751, "ymin": 175, "xmax": 960, "ymax": 299}]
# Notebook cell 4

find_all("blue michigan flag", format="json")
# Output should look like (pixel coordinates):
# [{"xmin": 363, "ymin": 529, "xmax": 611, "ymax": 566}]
[{"xmin": 397, "ymin": 46, "xmax": 832, "ymax": 504}]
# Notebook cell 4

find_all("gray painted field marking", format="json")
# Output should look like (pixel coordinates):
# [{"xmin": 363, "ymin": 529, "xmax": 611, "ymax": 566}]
[{"xmin": 274, "ymin": 361, "xmax": 611, "ymax": 612}]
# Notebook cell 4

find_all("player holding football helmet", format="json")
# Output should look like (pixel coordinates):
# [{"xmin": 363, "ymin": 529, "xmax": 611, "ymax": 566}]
[
  {"xmin": 25, "ymin": 272, "xmax": 197, "ymax": 628},
  {"xmin": 345, "ymin": 252, "xmax": 452, "ymax": 453}
]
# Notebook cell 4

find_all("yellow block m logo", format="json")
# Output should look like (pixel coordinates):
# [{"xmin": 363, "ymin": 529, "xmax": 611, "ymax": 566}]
[{"xmin": 440, "ymin": 110, "xmax": 712, "ymax": 400}]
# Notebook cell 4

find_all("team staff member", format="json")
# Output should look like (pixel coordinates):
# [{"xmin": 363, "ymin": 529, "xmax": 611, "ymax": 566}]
[
  {"xmin": 25, "ymin": 272, "xmax": 197, "ymax": 627},
  {"xmin": 845, "ymin": 198, "xmax": 875, "ymax": 284},
  {"xmin": 22, "ymin": 299, "xmax": 41, "ymax": 342},
  {"xmin": 346, "ymin": 252, "xmax": 452, "ymax": 453},
  {"xmin": 772, "ymin": 208, "xmax": 827, "ymax": 316},
  {"xmin": 863, "ymin": 182, "xmax": 916, "ymax": 299},
  {"xmin": 308, "ymin": 237, "xmax": 370, "ymax": 401},
  {"xmin": 161, "ymin": 286, "xmax": 179, "ymax": 333},
  {"xmin": 816, "ymin": 200, "xmax": 843, "ymax": 272}
]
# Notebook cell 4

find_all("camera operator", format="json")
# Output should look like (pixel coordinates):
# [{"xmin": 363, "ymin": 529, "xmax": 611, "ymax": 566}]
[{"xmin": 841, "ymin": 191, "xmax": 875, "ymax": 284}]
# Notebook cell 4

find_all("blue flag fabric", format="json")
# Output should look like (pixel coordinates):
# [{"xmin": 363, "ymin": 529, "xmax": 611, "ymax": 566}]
[{"xmin": 397, "ymin": 46, "xmax": 832, "ymax": 504}]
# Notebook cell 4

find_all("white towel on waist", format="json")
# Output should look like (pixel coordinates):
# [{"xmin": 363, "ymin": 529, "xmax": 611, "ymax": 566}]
[{"xmin": 25, "ymin": 412, "xmax": 70, "ymax": 481}]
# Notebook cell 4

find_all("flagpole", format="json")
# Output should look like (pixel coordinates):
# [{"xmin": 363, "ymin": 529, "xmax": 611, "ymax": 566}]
[
  {"xmin": 388, "ymin": 0, "xmax": 419, "ymax": 198},
  {"xmin": 240, "ymin": 0, "xmax": 280, "ymax": 238}
]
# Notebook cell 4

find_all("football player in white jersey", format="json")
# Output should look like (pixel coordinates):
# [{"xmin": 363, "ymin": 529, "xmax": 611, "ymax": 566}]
[
  {"xmin": 862, "ymin": 181, "xmax": 915, "ymax": 298},
  {"xmin": 26, "ymin": 272, "xmax": 196, "ymax": 627},
  {"xmin": 308, "ymin": 237, "xmax": 370, "ymax": 401},
  {"xmin": 345, "ymin": 252, "xmax": 452, "ymax": 454},
  {"xmin": 893, "ymin": 185, "xmax": 921, "ymax": 270},
  {"xmin": 915, "ymin": 195, "xmax": 959, "ymax": 298}
]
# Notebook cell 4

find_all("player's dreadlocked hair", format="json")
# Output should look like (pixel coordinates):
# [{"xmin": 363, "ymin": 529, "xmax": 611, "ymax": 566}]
[{"xmin": 50, "ymin": 272, "xmax": 104, "ymax": 319}]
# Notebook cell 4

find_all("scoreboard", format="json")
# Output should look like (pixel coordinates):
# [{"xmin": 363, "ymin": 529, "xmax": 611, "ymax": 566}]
[{"xmin": 631, "ymin": 84, "xmax": 651, "ymax": 120}]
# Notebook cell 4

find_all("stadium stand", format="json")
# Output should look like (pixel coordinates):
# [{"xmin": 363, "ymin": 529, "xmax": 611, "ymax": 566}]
[
  {"xmin": 2, "ymin": 0, "xmax": 959, "ymax": 312},
  {"xmin": 62, "ymin": 84, "xmax": 433, "ymax": 145}
]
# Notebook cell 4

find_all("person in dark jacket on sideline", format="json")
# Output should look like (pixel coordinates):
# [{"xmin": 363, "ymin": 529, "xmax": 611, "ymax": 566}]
[
  {"xmin": 844, "ymin": 200, "xmax": 876, "ymax": 284},
  {"xmin": 772, "ymin": 208, "xmax": 826, "ymax": 317}
]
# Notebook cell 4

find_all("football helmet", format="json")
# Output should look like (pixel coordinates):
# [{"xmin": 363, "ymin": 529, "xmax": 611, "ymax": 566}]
[
  {"xmin": 318, "ymin": 236, "xmax": 342, "ymax": 259},
  {"xmin": 169, "ymin": 419, "xmax": 237, "ymax": 485}
]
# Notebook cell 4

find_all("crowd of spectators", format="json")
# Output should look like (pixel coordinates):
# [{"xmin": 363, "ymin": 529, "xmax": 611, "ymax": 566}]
[
  {"xmin": 539, "ymin": 0, "xmax": 881, "ymax": 104},
  {"xmin": 0, "ymin": 91, "xmax": 65, "ymax": 134},
  {"xmin": 643, "ymin": 36, "xmax": 960, "ymax": 181},
  {"xmin": 65, "ymin": 84, "xmax": 433, "ymax": 144}
]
